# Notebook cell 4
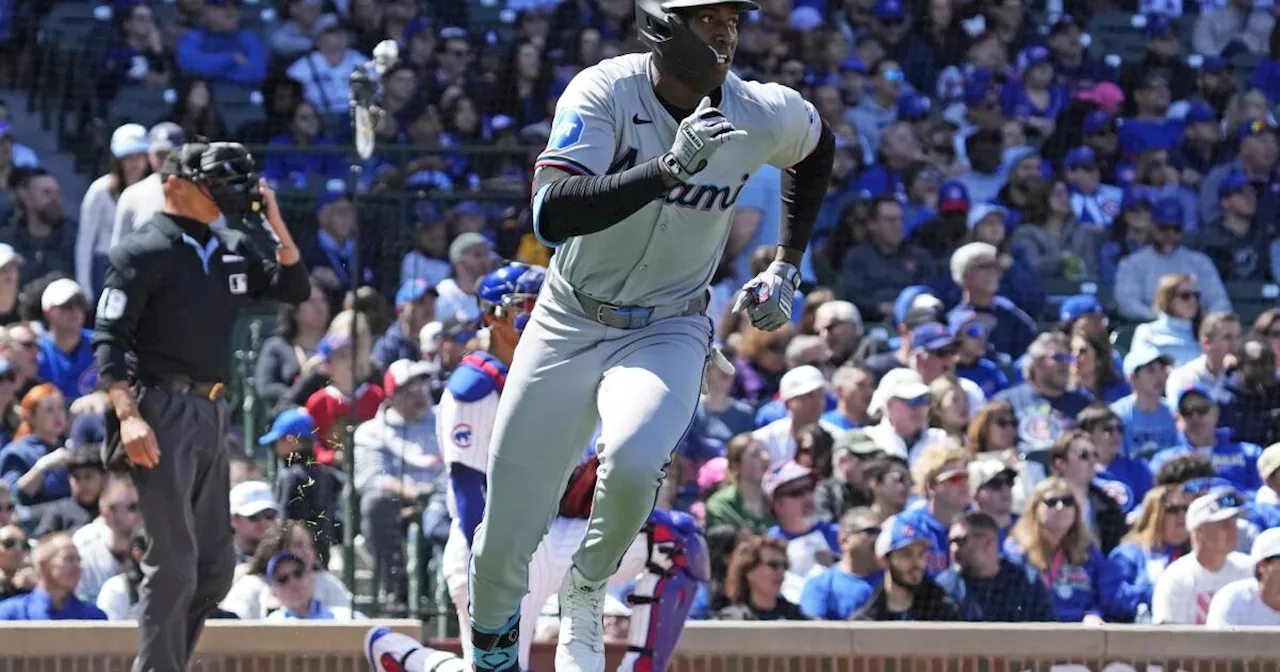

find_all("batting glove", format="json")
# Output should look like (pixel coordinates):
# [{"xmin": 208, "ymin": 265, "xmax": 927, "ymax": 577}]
[
  {"xmin": 660, "ymin": 96, "xmax": 747, "ymax": 182},
  {"xmin": 732, "ymin": 261, "xmax": 801, "ymax": 331}
]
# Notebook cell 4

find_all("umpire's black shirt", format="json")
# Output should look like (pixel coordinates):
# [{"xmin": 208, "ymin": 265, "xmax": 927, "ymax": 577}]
[{"xmin": 92, "ymin": 212, "xmax": 310, "ymax": 387}]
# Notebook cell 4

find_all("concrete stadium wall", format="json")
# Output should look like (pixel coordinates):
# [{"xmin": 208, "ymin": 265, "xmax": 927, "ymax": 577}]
[{"xmin": 0, "ymin": 622, "xmax": 1277, "ymax": 671}]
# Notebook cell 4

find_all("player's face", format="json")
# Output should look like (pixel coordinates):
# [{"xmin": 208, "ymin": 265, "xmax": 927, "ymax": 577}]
[{"xmin": 684, "ymin": 6, "xmax": 741, "ymax": 84}]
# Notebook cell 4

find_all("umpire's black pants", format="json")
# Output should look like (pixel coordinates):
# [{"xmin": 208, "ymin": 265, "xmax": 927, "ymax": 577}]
[{"xmin": 130, "ymin": 386, "xmax": 236, "ymax": 672}]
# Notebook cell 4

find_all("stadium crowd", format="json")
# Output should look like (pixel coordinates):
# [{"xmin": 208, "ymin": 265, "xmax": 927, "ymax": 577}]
[{"xmin": 1, "ymin": 0, "xmax": 1280, "ymax": 635}]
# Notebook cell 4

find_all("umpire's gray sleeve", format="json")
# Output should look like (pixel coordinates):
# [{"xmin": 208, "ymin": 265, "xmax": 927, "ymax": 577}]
[{"xmin": 92, "ymin": 243, "xmax": 154, "ymax": 388}]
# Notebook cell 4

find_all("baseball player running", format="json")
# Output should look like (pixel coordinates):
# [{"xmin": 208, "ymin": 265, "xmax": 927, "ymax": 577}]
[{"xmin": 468, "ymin": 0, "xmax": 834, "ymax": 670}]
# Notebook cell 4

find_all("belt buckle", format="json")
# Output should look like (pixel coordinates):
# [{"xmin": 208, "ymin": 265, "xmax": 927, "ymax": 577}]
[
  {"xmin": 596, "ymin": 304, "xmax": 629, "ymax": 329},
  {"xmin": 209, "ymin": 382, "xmax": 225, "ymax": 402}
]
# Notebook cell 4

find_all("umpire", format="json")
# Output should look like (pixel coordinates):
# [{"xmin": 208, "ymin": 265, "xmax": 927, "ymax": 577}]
[{"xmin": 92, "ymin": 142, "xmax": 310, "ymax": 672}]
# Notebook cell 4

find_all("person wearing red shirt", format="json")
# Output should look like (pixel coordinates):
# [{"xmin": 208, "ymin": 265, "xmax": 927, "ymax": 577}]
[{"xmin": 304, "ymin": 332, "xmax": 384, "ymax": 466}]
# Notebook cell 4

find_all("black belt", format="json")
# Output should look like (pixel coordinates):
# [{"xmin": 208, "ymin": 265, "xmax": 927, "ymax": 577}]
[
  {"xmin": 146, "ymin": 376, "xmax": 225, "ymax": 402},
  {"xmin": 573, "ymin": 289, "xmax": 708, "ymax": 330}
]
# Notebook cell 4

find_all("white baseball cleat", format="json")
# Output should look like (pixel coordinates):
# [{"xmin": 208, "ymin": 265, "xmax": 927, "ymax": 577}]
[{"xmin": 555, "ymin": 566, "xmax": 608, "ymax": 672}]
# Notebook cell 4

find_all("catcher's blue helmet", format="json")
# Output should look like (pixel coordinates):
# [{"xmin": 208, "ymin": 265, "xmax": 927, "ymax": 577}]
[{"xmin": 478, "ymin": 262, "xmax": 546, "ymax": 332}]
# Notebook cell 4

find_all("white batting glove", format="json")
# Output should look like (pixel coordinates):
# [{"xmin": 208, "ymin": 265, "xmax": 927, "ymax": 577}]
[
  {"xmin": 732, "ymin": 261, "xmax": 801, "ymax": 331},
  {"xmin": 660, "ymin": 96, "xmax": 747, "ymax": 182}
]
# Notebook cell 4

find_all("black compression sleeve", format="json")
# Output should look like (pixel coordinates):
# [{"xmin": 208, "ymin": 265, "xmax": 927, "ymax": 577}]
[
  {"xmin": 532, "ymin": 158, "xmax": 671, "ymax": 244},
  {"xmin": 779, "ymin": 120, "xmax": 835, "ymax": 252}
]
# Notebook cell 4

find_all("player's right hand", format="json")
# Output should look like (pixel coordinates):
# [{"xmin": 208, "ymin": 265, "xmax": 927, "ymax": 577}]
[
  {"xmin": 121, "ymin": 415, "xmax": 160, "ymax": 469},
  {"xmin": 660, "ymin": 96, "xmax": 747, "ymax": 182}
]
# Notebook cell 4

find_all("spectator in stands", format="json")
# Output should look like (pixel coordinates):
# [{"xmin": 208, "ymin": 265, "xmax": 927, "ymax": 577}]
[
  {"xmin": 264, "ymin": 550, "xmax": 362, "ymax": 621},
  {"xmin": 98, "ymin": 3, "xmax": 173, "ymax": 104},
  {"xmin": 354, "ymin": 359, "xmax": 441, "ymax": 597},
  {"xmin": 263, "ymin": 102, "xmax": 345, "ymax": 189},
  {"xmin": 1119, "ymin": 15, "xmax": 1195, "ymax": 103},
  {"xmin": 74, "ymin": 476, "xmax": 141, "ymax": 603},
  {"xmin": 1152, "ymin": 488, "xmax": 1254, "ymax": 624},
  {"xmin": 864, "ymin": 292, "xmax": 944, "ymax": 380},
  {"xmin": 1119, "ymin": 73, "xmax": 1180, "ymax": 160},
  {"xmin": 307, "ymin": 189, "xmax": 379, "ymax": 314},
  {"xmin": 928, "ymin": 377, "xmax": 969, "ymax": 440},
  {"xmin": 816, "ymin": 429, "xmax": 878, "ymax": 523},
  {"xmin": 715, "ymin": 535, "xmax": 808, "ymax": 621},
  {"xmin": 491, "ymin": 38, "xmax": 554, "ymax": 130},
  {"xmin": 1217, "ymin": 337, "xmax": 1280, "ymax": 448},
  {"xmin": 0, "ymin": 532, "xmax": 104, "ymax": 620},
  {"xmin": 228, "ymin": 481, "xmax": 279, "ymax": 571},
  {"xmin": 0, "ymin": 323, "xmax": 37, "ymax": 398},
  {"xmin": 1200, "ymin": 121, "xmax": 1279, "ymax": 227},
  {"xmin": 286, "ymin": 17, "xmax": 367, "ymax": 117},
  {"xmin": 1104, "ymin": 484, "xmax": 1193, "ymax": 622},
  {"xmin": 0, "ymin": 524, "xmax": 33, "ymax": 600},
  {"xmin": 899, "ymin": 440, "xmax": 972, "ymax": 575},
  {"xmin": 1111, "ymin": 345, "xmax": 1178, "ymax": 460},
  {"xmin": 253, "ymin": 280, "xmax": 329, "ymax": 416},
  {"xmin": 1077, "ymin": 405, "xmax": 1151, "ymax": 516},
  {"xmin": 1116, "ymin": 199, "xmax": 1231, "ymax": 323},
  {"xmin": 164, "ymin": 78, "xmax": 228, "ymax": 142},
  {"xmin": 1, "ymin": 168, "xmax": 75, "ymax": 286},
  {"xmin": 800, "ymin": 507, "xmax": 883, "ymax": 619},
  {"xmin": 814, "ymin": 301, "xmax": 863, "ymax": 368},
  {"xmin": 1129, "ymin": 275, "xmax": 1207, "ymax": 369},
  {"xmin": 261, "ymin": 409, "xmax": 341, "ymax": 563},
  {"xmin": 1167, "ymin": 312, "xmax": 1241, "ymax": 405},
  {"xmin": 1010, "ymin": 179, "xmax": 1099, "ymax": 281},
  {"xmin": 1069, "ymin": 332, "xmax": 1129, "ymax": 404},
  {"xmin": 1193, "ymin": 0, "xmax": 1275, "ymax": 57},
  {"xmin": 1004, "ymin": 477, "xmax": 1113, "ymax": 623},
  {"xmin": 1253, "ymin": 309, "xmax": 1280, "ymax": 368},
  {"xmin": 691, "ymin": 349, "xmax": 754, "ymax": 458},
  {"xmin": 705, "ymin": 435, "xmax": 774, "ymax": 540},
  {"xmin": 111, "ymin": 122, "xmax": 185, "ymax": 244},
  {"xmin": 968, "ymin": 459, "xmax": 1021, "ymax": 542},
  {"xmin": 0, "ymin": 383, "xmax": 70, "ymax": 510},
  {"xmin": 762, "ymin": 462, "xmax": 839, "ymax": 602},
  {"xmin": 220, "ymin": 519, "xmax": 350, "ymax": 620},
  {"xmin": 996, "ymin": 333, "xmax": 1092, "ymax": 454},
  {"xmin": 1063, "ymin": 146, "xmax": 1123, "ymax": 228},
  {"xmin": 76, "ymin": 124, "xmax": 148, "ymax": 297},
  {"xmin": 35, "ymin": 279, "xmax": 95, "ymax": 400},
  {"xmin": 864, "ymin": 454, "xmax": 913, "ymax": 521},
  {"xmin": 945, "ymin": 240, "xmax": 1038, "ymax": 361},
  {"xmin": 1172, "ymin": 103, "xmax": 1226, "ymax": 184},
  {"xmin": 866, "ymin": 368, "xmax": 949, "ymax": 462},
  {"xmin": 399, "ymin": 203, "xmax": 452, "ymax": 292},
  {"xmin": 32, "ymin": 419, "xmax": 104, "ymax": 536},
  {"xmin": 1197, "ymin": 172, "xmax": 1274, "ymax": 282},
  {"xmin": 270, "ymin": 0, "xmax": 334, "ymax": 60},
  {"xmin": 853, "ymin": 513, "xmax": 962, "ymax": 621},
  {"xmin": 371, "ymin": 279, "xmax": 436, "ymax": 370},
  {"xmin": 955, "ymin": 129, "xmax": 1006, "ymax": 206},
  {"xmin": 434, "ymin": 233, "xmax": 495, "ymax": 323},
  {"xmin": 95, "ymin": 525, "xmax": 146, "ymax": 620},
  {"xmin": 821, "ymin": 363, "xmax": 875, "ymax": 430},
  {"xmin": 968, "ymin": 400, "xmax": 1042, "ymax": 503},
  {"xmin": 1206, "ymin": 527, "xmax": 1280, "ymax": 626},
  {"xmin": 951, "ymin": 311, "xmax": 1009, "ymax": 397},
  {"xmin": 842, "ymin": 196, "xmax": 935, "ymax": 323},
  {"xmin": 1152, "ymin": 385, "xmax": 1263, "ymax": 494},
  {"xmin": 849, "ymin": 60, "xmax": 904, "ymax": 156},
  {"xmin": 0, "ymin": 245, "xmax": 20, "ymax": 325},
  {"xmin": 937, "ymin": 511, "xmax": 1058, "ymax": 621},
  {"xmin": 1046, "ymin": 430, "xmax": 1126, "ymax": 552},
  {"xmin": 175, "ymin": 0, "xmax": 267, "ymax": 85},
  {"xmin": 907, "ymin": 180, "xmax": 969, "ymax": 265},
  {"xmin": 1256, "ymin": 444, "xmax": 1280, "ymax": 505},
  {"xmin": 754, "ymin": 367, "xmax": 841, "ymax": 464}
]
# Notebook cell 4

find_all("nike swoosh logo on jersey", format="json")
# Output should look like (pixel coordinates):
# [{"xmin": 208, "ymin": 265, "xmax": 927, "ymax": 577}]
[{"xmin": 632, "ymin": 114, "xmax": 653, "ymax": 125}]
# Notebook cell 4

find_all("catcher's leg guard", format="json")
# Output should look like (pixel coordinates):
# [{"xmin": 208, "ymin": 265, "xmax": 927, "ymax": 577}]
[
  {"xmin": 617, "ymin": 510, "xmax": 710, "ymax": 672},
  {"xmin": 365, "ymin": 626, "xmax": 471, "ymax": 672}
]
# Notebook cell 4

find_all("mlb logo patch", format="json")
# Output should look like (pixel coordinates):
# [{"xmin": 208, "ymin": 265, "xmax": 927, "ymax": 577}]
[{"xmin": 229, "ymin": 273, "xmax": 248, "ymax": 295}]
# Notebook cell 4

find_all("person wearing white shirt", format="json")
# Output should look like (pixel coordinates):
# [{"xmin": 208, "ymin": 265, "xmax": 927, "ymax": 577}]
[
  {"xmin": 261, "ymin": 550, "xmax": 364, "ymax": 621},
  {"xmin": 75, "ymin": 476, "xmax": 143, "ymax": 603},
  {"xmin": 96, "ymin": 527, "xmax": 147, "ymax": 620},
  {"xmin": 77, "ymin": 124, "xmax": 149, "ymax": 296},
  {"xmin": 1255, "ymin": 444, "xmax": 1280, "ymax": 505},
  {"xmin": 1165, "ymin": 313, "xmax": 1240, "ymax": 406},
  {"xmin": 285, "ymin": 17, "xmax": 368, "ymax": 116},
  {"xmin": 1206, "ymin": 527, "xmax": 1280, "ymax": 627},
  {"xmin": 752, "ymin": 365, "xmax": 842, "ymax": 464},
  {"xmin": 434, "ymin": 232, "xmax": 495, "ymax": 323},
  {"xmin": 865, "ymin": 368, "xmax": 950, "ymax": 464},
  {"xmin": 1152, "ymin": 488, "xmax": 1254, "ymax": 624}
]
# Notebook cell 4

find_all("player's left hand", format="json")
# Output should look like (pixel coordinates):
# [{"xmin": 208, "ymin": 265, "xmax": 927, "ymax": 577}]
[{"xmin": 732, "ymin": 260, "xmax": 801, "ymax": 331}]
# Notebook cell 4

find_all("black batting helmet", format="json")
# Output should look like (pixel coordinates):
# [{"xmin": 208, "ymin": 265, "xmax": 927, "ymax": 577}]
[{"xmin": 636, "ymin": 0, "xmax": 758, "ymax": 92}]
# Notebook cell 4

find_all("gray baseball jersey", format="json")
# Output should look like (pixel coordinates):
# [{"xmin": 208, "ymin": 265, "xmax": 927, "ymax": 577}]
[{"xmin": 533, "ymin": 52, "xmax": 822, "ymax": 307}]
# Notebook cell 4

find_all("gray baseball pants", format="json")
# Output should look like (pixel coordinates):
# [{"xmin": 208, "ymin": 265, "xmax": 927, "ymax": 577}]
[
  {"xmin": 468, "ymin": 267, "xmax": 712, "ymax": 630},
  {"xmin": 130, "ymin": 386, "xmax": 236, "ymax": 672}
]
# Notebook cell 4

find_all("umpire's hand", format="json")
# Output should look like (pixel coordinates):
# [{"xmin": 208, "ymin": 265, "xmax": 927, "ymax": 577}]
[{"xmin": 121, "ymin": 415, "xmax": 160, "ymax": 468}]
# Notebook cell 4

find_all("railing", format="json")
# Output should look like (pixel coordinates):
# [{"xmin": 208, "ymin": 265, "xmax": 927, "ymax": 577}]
[{"xmin": 1, "ymin": 622, "xmax": 1277, "ymax": 671}]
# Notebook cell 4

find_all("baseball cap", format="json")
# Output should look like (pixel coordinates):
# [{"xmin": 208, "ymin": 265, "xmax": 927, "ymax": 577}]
[
  {"xmin": 1076, "ymin": 82, "xmax": 1125, "ymax": 114},
  {"xmin": 840, "ymin": 57, "xmax": 869, "ymax": 74},
  {"xmin": 1152, "ymin": 198, "xmax": 1184, "ymax": 227},
  {"xmin": 938, "ymin": 180, "xmax": 970, "ymax": 214},
  {"xmin": 452, "ymin": 200, "xmax": 485, "ymax": 218},
  {"xmin": 229, "ymin": 480, "xmax": 279, "ymax": 517},
  {"xmin": 1049, "ymin": 13, "xmax": 1078, "ymax": 35},
  {"xmin": 1144, "ymin": 14, "xmax": 1175, "ymax": 38},
  {"xmin": 1175, "ymin": 383, "xmax": 1214, "ymax": 410},
  {"xmin": 403, "ymin": 17, "xmax": 433, "ymax": 41},
  {"xmin": 147, "ymin": 122, "xmax": 185, "ymax": 153},
  {"xmin": 1019, "ymin": 45, "xmax": 1051, "ymax": 75},
  {"xmin": 395, "ymin": 278, "xmax": 436, "ymax": 307},
  {"xmin": 1082, "ymin": 111, "xmax": 1114, "ymax": 135},
  {"xmin": 815, "ymin": 300, "xmax": 861, "ymax": 332},
  {"xmin": 964, "ymin": 68, "xmax": 996, "ymax": 106},
  {"xmin": 874, "ymin": 514, "xmax": 932, "ymax": 558},
  {"xmin": 440, "ymin": 313, "xmax": 480, "ymax": 343},
  {"xmin": 110, "ymin": 123, "xmax": 149, "ymax": 159},
  {"xmin": 910, "ymin": 322, "xmax": 955, "ymax": 352},
  {"xmin": 314, "ymin": 13, "xmax": 344, "ymax": 34},
  {"xmin": 780, "ymin": 365, "xmax": 827, "ymax": 401},
  {"xmin": 1259, "ymin": 443, "xmax": 1280, "ymax": 482},
  {"xmin": 384, "ymin": 358, "xmax": 434, "ymax": 396},
  {"xmin": 1184, "ymin": 102, "xmax": 1218, "ymax": 126},
  {"xmin": 873, "ymin": 0, "xmax": 905, "ymax": 20},
  {"xmin": 413, "ymin": 200, "xmax": 445, "ymax": 225},
  {"xmin": 1238, "ymin": 119, "xmax": 1276, "ymax": 143},
  {"xmin": 1121, "ymin": 185, "xmax": 1153, "ymax": 211},
  {"xmin": 258, "ymin": 408, "xmax": 316, "ymax": 445},
  {"xmin": 868, "ymin": 368, "xmax": 930, "ymax": 416},
  {"xmin": 1064, "ymin": 146, "xmax": 1097, "ymax": 170},
  {"xmin": 948, "ymin": 309, "xmax": 986, "ymax": 338},
  {"xmin": 1059, "ymin": 295, "xmax": 1104, "ymax": 325},
  {"xmin": 449, "ymin": 232, "xmax": 491, "ymax": 264},
  {"xmin": 316, "ymin": 333, "xmax": 352, "ymax": 360},
  {"xmin": 1252, "ymin": 527, "xmax": 1280, "ymax": 564},
  {"xmin": 1122, "ymin": 343, "xmax": 1171, "ymax": 378},
  {"xmin": 0, "ymin": 243, "xmax": 23, "ymax": 270},
  {"xmin": 893, "ymin": 286, "xmax": 943, "ymax": 326},
  {"xmin": 968, "ymin": 458, "xmax": 1016, "ymax": 493},
  {"xmin": 897, "ymin": 94, "xmax": 931, "ymax": 121},
  {"xmin": 762, "ymin": 461, "xmax": 817, "ymax": 500},
  {"xmin": 1200, "ymin": 56, "xmax": 1229, "ymax": 74},
  {"xmin": 68, "ymin": 413, "xmax": 107, "ymax": 450},
  {"xmin": 834, "ymin": 428, "xmax": 881, "ymax": 457},
  {"xmin": 1185, "ymin": 488, "xmax": 1243, "ymax": 531},
  {"xmin": 266, "ymin": 550, "xmax": 305, "ymax": 579},
  {"xmin": 1182, "ymin": 476, "xmax": 1234, "ymax": 497},
  {"xmin": 966, "ymin": 203, "xmax": 1008, "ymax": 230},
  {"xmin": 697, "ymin": 456, "xmax": 728, "ymax": 490},
  {"xmin": 1218, "ymin": 171, "xmax": 1252, "ymax": 200},
  {"xmin": 317, "ymin": 179, "xmax": 352, "ymax": 210},
  {"xmin": 41, "ymin": 278, "xmax": 87, "ymax": 311}
]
